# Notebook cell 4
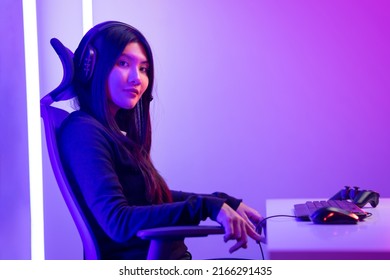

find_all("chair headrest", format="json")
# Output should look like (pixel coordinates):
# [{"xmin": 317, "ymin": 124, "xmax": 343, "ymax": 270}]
[{"xmin": 45, "ymin": 38, "xmax": 76, "ymax": 103}]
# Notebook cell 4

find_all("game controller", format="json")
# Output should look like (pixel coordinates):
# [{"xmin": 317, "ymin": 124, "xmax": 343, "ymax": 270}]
[{"xmin": 330, "ymin": 186, "xmax": 380, "ymax": 208}]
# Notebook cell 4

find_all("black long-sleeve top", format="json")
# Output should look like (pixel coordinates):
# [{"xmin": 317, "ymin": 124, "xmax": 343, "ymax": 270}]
[{"xmin": 58, "ymin": 110, "xmax": 242, "ymax": 259}]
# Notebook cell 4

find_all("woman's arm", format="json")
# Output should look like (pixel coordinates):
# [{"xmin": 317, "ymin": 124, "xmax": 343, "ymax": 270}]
[
  {"xmin": 58, "ymin": 113, "xmax": 227, "ymax": 243},
  {"xmin": 171, "ymin": 190, "xmax": 242, "ymax": 210}
]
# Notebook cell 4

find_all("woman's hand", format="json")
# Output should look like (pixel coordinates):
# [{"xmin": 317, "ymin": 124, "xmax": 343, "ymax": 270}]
[
  {"xmin": 236, "ymin": 202, "xmax": 263, "ymax": 231},
  {"xmin": 216, "ymin": 203, "xmax": 262, "ymax": 253}
]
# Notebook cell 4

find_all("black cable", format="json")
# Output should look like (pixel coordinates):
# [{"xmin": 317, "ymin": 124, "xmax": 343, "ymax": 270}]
[
  {"xmin": 255, "ymin": 215, "xmax": 298, "ymax": 260},
  {"xmin": 258, "ymin": 239, "xmax": 265, "ymax": 260}
]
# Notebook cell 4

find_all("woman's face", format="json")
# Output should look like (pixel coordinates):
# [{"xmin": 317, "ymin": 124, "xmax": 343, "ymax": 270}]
[{"xmin": 107, "ymin": 42, "xmax": 150, "ymax": 115}]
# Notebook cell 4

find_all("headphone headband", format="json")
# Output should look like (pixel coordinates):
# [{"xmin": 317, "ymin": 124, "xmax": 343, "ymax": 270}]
[{"xmin": 76, "ymin": 21, "xmax": 134, "ymax": 84}]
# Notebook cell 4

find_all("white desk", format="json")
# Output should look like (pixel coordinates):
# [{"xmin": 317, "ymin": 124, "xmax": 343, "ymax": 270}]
[{"xmin": 265, "ymin": 198, "xmax": 390, "ymax": 260}]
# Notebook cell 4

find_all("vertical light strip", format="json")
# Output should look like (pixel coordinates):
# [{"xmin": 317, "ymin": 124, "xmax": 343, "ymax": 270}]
[
  {"xmin": 82, "ymin": 0, "xmax": 94, "ymax": 34},
  {"xmin": 22, "ymin": 0, "xmax": 45, "ymax": 260}
]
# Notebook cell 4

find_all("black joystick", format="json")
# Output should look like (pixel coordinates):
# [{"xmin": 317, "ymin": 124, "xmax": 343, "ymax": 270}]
[
  {"xmin": 353, "ymin": 191, "xmax": 380, "ymax": 208},
  {"xmin": 330, "ymin": 186, "xmax": 380, "ymax": 208}
]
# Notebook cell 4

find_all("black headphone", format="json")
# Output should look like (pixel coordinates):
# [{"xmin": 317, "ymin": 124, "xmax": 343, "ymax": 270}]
[{"xmin": 76, "ymin": 21, "xmax": 134, "ymax": 84}]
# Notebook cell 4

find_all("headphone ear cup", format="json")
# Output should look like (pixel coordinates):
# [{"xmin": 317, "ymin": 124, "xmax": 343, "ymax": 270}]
[{"xmin": 79, "ymin": 44, "xmax": 96, "ymax": 83}]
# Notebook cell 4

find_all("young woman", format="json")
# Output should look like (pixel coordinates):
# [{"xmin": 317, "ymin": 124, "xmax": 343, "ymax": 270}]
[{"xmin": 58, "ymin": 21, "xmax": 262, "ymax": 259}]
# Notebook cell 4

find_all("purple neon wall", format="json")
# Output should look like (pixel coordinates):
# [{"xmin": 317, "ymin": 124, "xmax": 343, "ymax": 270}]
[
  {"xmin": 92, "ymin": 0, "xmax": 390, "ymax": 259},
  {"xmin": 2, "ymin": 0, "xmax": 388, "ymax": 260},
  {"xmin": 0, "ymin": 0, "xmax": 31, "ymax": 259}
]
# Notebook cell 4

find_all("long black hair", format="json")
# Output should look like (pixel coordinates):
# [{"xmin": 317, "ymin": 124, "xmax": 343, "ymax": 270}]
[{"xmin": 73, "ymin": 21, "xmax": 172, "ymax": 204}]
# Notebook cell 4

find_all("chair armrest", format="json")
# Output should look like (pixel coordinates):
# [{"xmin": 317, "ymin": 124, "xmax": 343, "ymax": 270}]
[
  {"xmin": 137, "ymin": 226, "xmax": 225, "ymax": 259},
  {"xmin": 137, "ymin": 225, "xmax": 224, "ymax": 240}
]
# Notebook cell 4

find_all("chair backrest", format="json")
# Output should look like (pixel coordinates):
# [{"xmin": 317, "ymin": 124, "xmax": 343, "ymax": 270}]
[{"xmin": 40, "ymin": 38, "xmax": 100, "ymax": 259}]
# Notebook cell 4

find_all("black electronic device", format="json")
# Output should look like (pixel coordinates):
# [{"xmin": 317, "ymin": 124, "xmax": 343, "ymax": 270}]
[
  {"xmin": 294, "ymin": 200, "xmax": 367, "ymax": 221},
  {"xmin": 74, "ymin": 21, "xmax": 144, "ymax": 84},
  {"xmin": 330, "ymin": 186, "xmax": 380, "ymax": 208},
  {"xmin": 310, "ymin": 207, "xmax": 359, "ymax": 224}
]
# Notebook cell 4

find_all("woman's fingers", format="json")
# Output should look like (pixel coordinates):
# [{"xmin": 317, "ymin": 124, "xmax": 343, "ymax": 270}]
[
  {"xmin": 237, "ymin": 210, "xmax": 255, "ymax": 230},
  {"xmin": 223, "ymin": 216, "xmax": 242, "ymax": 242},
  {"xmin": 236, "ymin": 203, "xmax": 263, "ymax": 228},
  {"xmin": 246, "ymin": 223, "xmax": 262, "ymax": 242},
  {"xmin": 227, "ymin": 219, "xmax": 262, "ymax": 253},
  {"xmin": 229, "ymin": 238, "xmax": 247, "ymax": 253},
  {"xmin": 228, "ymin": 221, "xmax": 248, "ymax": 253},
  {"xmin": 216, "ymin": 203, "xmax": 263, "ymax": 253}
]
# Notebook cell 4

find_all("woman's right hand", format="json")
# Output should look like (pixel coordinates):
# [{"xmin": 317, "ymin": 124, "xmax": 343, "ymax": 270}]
[{"xmin": 215, "ymin": 203, "xmax": 262, "ymax": 254}]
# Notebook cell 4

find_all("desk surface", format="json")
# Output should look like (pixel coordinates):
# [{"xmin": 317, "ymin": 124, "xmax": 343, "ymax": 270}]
[{"xmin": 266, "ymin": 198, "xmax": 390, "ymax": 260}]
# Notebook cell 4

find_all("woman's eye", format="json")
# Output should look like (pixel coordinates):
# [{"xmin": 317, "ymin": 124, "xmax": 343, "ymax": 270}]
[
  {"xmin": 140, "ymin": 66, "xmax": 149, "ymax": 73},
  {"xmin": 118, "ymin": 60, "xmax": 129, "ymax": 67}
]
